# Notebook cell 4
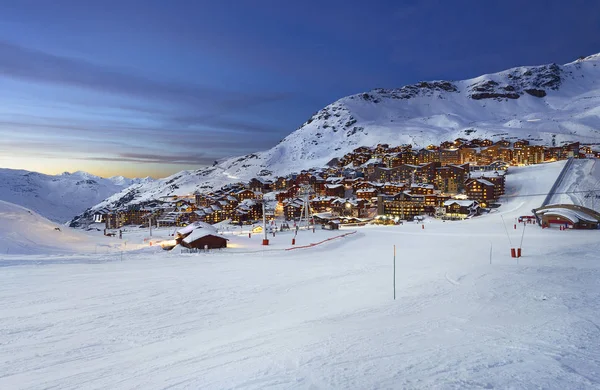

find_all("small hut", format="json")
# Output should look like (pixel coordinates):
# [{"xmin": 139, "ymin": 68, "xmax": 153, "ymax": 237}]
[
  {"xmin": 181, "ymin": 230, "xmax": 228, "ymax": 249},
  {"xmin": 175, "ymin": 221, "xmax": 228, "ymax": 249}
]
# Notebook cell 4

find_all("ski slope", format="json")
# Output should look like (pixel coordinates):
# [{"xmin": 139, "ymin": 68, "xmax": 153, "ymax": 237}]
[
  {"xmin": 1, "ymin": 163, "xmax": 599, "ymax": 389},
  {"xmin": 549, "ymin": 158, "xmax": 600, "ymax": 211},
  {"xmin": 0, "ymin": 200, "xmax": 122, "ymax": 256}
]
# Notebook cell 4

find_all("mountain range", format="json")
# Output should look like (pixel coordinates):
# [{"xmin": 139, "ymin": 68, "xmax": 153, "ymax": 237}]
[
  {"xmin": 68, "ymin": 52, "xmax": 600, "ymax": 223},
  {"xmin": 0, "ymin": 169, "xmax": 152, "ymax": 223}
]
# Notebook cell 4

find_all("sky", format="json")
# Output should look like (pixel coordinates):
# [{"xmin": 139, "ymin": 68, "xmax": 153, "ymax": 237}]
[{"xmin": 0, "ymin": 0, "xmax": 599, "ymax": 178}]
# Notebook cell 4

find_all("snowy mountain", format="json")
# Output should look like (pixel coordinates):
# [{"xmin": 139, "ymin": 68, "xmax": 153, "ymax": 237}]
[
  {"xmin": 81, "ymin": 53, "xmax": 600, "ymax": 214},
  {"xmin": 0, "ymin": 169, "xmax": 152, "ymax": 223}
]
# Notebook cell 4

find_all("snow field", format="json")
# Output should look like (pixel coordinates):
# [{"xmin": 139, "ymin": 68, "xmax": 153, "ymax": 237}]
[
  {"xmin": 1, "ymin": 162, "xmax": 599, "ymax": 388},
  {"xmin": 1, "ymin": 220, "xmax": 599, "ymax": 389}
]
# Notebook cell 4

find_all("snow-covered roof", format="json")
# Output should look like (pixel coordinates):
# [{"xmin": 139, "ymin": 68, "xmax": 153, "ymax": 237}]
[
  {"xmin": 411, "ymin": 183, "xmax": 434, "ymax": 189},
  {"xmin": 470, "ymin": 170, "xmax": 506, "ymax": 178},
  {"xmin": 356, "ymin": 188, "xmax": 377, "ymax": 193},
  {"xmin": 360, "ymin": 157, "xmax": 382, "ymax": 167},
  {"xmin": 182, "ymin": 230, "xmax": 227, "ymax": 245},
  {"xmin": 177, "ymin": 221, "xmax": 217, "ymax": 236},
  {"xmin": 310, "ymin": 196, "xmax": 336, "ymax": 202},
  {"xmin": 537, "ymin": 208, "xmax": 599, "ymax": 223},
  {"xmin": 444, "ymin": 200, "xmax": 479, "ymax": 207},
  {"xmin": 476, "ymin": 179, "xmax": 495, "ymax": 187},
  {"xmin": 157, "ymin": 212, "xmax": 180, "ymax": 222}
]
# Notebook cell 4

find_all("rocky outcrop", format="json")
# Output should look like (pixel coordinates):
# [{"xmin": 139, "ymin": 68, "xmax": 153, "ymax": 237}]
[{"xmin": 524, "ymin": 89, "xmax": 547, "ymax": 98}]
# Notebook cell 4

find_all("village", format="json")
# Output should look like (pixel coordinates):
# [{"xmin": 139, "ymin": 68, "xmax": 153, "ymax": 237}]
[{"xmin": 95, "ymin": 138, "xmax": 593, "ymax": 246}]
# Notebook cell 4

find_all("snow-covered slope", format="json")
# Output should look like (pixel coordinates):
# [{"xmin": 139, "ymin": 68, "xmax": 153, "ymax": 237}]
[
  {"xmin": 2, "ymin": 165, "xmax": 600, "ymax": 388},
  {"xmin": 85, "ymin": 53, "xmax": 600, "ymax": 212},
  {"xmin": 549, "ymin": 158, "xmax": 600, "ymax": 209},
  {"xmin": 0, "ymin": 169, "xmax": 152, "ymax": 223},
  {"xmin": 0, "ymin": 200, "xmax": 116, "ymax": 255}
]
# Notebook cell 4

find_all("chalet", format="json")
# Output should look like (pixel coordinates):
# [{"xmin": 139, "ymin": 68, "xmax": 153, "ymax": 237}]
[
  {"xmin": 416, "ymin": 148, "xmax": 439, "ymax": 164},
  {"xmin": 375, "ymin": 143, "xmax": 390, "ymax": 153},
  {"xmin": 373, "ymin": 166, "xmax": 393, "ymax": 182},
  {"xmin": 353, "ymin": 181, "xmax": 379, "ymax": 192},
  {"xmin": 414, "ymin": 162, "xmax": 440, "ymax": 183},
  {"xmin": 325, "ymin": 183, "xmax": 345, "ymax": 198},
  {"xmin": 377, "ymin": 192, "xmax": 426, "ymax": 220},
  {"xmin": 469, "ymin": 171, "xmax": 506, "ymax": 198},
  {"xmin": 410, "ymin": 183, "xmax": 435, "ymax": 195},
  {"xmin": 443, "ymin": 200, "xmax": 480, "ymax": 219},
  {"xmin": 356, "ymin": 187, "xmax": 378, "ymax": 200},
  {"xmin": 310, "ymin": 175, "xmax": 327, "ymax": 195},
  {"xmin": 459, "ymin": 147, "xmax": 478, "ymax": 164},
  {"xmin": 464, "ymin": 178, "xmax": 496, "ymax": 207},
  {"xmin": 381, "ymin": 182, "xmax": 406, "ymax": 195},
  {"xmin": 176, "ymin": 222, "xmax": 227, "ymax": 249},
  {"xmin": 249, "ymin": 178, "xmax": 273, "ymax": 193},
  {"xmin": 283, "ymin": 198, "xmax": 305, "ymax": 220},
  {"xmin": 181, "ymin": 232, "xmax": 228, "ymax": 249},
  {"xmin": 276, "ymin": 185, "xmax": 300, "ymax": 202},
  {"xmin": 331, "ymin": 198, "xmax": 368, "ymax": 218},
  {"xmin": 360, "ymin": 159, "xmax": 384, "ymax": 178},
  {"xmin": 341, "ymin": 168, "xmax": 363, "ymax": 179},
  {"xmin": 104, "ymin": 206, "xmax": 156, "ymax": 228},
  {"xmin": 219, "ymin": 198, "xmax": 238, "ymax": 220},
  {"xmin": 309, "ymin": 196, "xmax": 336, "ymax": 213},
  {"xmin": 435, "ymin": 164, "xmax": 469, "ymax": 194},
  {"xmin": 157, "ymin": 211, "xmax": 183, "ymax": 227},
  {"xmin": 235, "ymin": 189, "xmax": 257, "ymax": 201},
  {"xmin": 325, "ymin": 176, "xmax": 344, "ymax": 185},
  {"xmin": 273, "ymin": 176, "xmax": 291, "ymax": 191},
  {"xmin": 236, "ymin": 199, "xmax": 262, "ymax": 221},
  {"xmin": 381, "ymin": 164, "xmax": 417, "ymax": 183},
  {"xmin": 513, "ymin": 139, "xmax": 530, "ymax": 148},
  {"xmin": 424, "ymin": 193, "xmax": 450, "ymax": 207},
  {"xmin": 513, "ymin": 145, "xmax": 544, "ymax": 165},
  {"xmin": 343, "ymin": 177, "xmax": 363, "ymax": 187},
  {"xmin": 439, "ymin": 148, "xmax": 460, "ymax": 166},
  {"xmin": 388, "ymin": 151, "xmax": 417, "ymax": 167},
  {"xmin": 294, "ymin": 172, "xmax": 312, "ymax": 185}
]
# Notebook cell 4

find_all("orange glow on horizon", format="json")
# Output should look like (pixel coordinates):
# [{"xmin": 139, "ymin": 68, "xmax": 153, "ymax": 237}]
[{"xmin": 0, "ymin": 156, "xmax": 197, "ymax": 179}]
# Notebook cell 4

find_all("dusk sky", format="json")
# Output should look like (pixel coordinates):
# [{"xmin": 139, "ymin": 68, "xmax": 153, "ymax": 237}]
[{"xmin": 1, "ymin": 0, "xmax": 599, "ymax": 178}]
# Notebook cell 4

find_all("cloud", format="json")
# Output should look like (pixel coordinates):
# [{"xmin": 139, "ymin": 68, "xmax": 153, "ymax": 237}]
[
  {"xmin": 0, "ymin": 40, "xmax": 290, "ymax": 111},
  {"xmin": 77, "ymin": 152, "xmax": 211, "ymax": 165}
]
